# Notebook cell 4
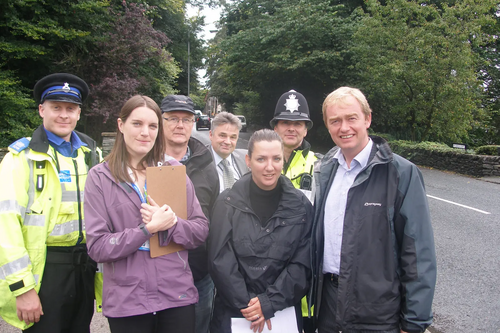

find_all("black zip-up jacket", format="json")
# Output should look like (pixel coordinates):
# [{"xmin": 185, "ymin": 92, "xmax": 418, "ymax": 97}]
[
  {"xmin": 184, "ymin": 137, "xmax": 219, "ymax": 282},
  {"xmin": 310, "ymin": 136, "xmax": 436, "ymax": 333},
  {"xmin": 208, "ymin": 174, "xmax": 313, "ymax": 333}
]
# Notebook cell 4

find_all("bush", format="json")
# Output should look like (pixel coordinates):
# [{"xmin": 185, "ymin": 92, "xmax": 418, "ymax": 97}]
[
  {"xmin": 388, "ymin": 140, "xmax": 467, "ymax": 160},
  {"xmin": 475, "ymin": 145, "xmax": 500, "ymax": 156},
  {"xmin": 369, "ymin": 131, "xmax": 397, "ymax": 142}
]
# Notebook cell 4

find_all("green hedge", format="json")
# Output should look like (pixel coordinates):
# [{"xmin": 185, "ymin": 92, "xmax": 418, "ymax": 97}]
[{"xmin": 475, "ymin": 145, "xmax": 500, "ymax": 156}]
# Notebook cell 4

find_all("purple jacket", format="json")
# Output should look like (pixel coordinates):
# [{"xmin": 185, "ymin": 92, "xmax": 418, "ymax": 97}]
[{"xmin": 84, "ymin": 161, "xmax": 209, "ymax": 318}]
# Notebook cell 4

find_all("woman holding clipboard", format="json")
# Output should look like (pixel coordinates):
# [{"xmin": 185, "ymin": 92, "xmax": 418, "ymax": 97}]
[
  {"xmin": 208, "ymin": 129, "xmax": 313, "ymax": 333},
  {"xmin": 84, "ymin": 95, "xmax": 208, "ymax": 333}
]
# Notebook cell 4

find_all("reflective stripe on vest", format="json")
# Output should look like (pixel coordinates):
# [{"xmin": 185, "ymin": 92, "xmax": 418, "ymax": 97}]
[
  {"xmin": 25, "ymin": 153, "xmax": 36, "ymax": 214},
  {"xmin": 24, "ymin": 214, "xmax": 46, "ymax": 227},
  {"xmin": 45, "ymin": 147, "xmax": 88, "ymax": 245},
  {"xmin": 49, "ymin": 219, "xmax": 81, "ymax": 236},
  {"xmin": 0, "ymin": 200, "xmax": 26, "ymax": 216},
  {"xmin": 61, "ymin": 190, "xmax": 84, "ymax": 202},
  {"xmin": 0, "ymin": 255, "xmax": 31, "ymax": 280}
]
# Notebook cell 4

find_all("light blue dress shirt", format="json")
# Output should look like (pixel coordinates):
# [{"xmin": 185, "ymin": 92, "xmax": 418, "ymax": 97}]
[
  {"xmin": 323, "ymin": 139, "xmax": 373, "ymax": 275},
  {"xmin": 44, "ymin": 127, "xmax": 87, "ymax": 158}
]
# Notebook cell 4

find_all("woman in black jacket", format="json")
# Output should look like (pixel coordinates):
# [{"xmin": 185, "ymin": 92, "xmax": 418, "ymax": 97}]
[{"xmin": 208, "ymin": 129, "xmax": 313, "ymax": 333}]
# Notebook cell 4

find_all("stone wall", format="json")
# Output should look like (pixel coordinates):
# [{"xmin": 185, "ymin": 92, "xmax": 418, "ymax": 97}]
[
  {"xmin": 101, "ymin": 132, "xmax": 117, "ymax": 158},
  {"xmin": 0, "ymin": 148, "xmax": 8, "ymax": 162},
  {"xmin": 388, "ymin": 146, "xmax": 500, "ymax": 177}
]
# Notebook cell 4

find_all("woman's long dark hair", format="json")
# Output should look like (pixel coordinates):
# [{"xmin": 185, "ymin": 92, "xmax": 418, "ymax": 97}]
[{"xmin": 106, "ymin": 95, "xmax": 165, "ymax": 183}]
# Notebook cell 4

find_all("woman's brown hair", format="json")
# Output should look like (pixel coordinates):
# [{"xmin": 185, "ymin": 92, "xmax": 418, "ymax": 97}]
[{"xmin": 106, "ymin": 95, "xmax": 165, "ymax": 183}]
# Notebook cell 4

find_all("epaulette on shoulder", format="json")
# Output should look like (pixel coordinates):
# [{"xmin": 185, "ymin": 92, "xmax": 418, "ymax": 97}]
[
  {"xmin": 8, "ymin": 137, "xmax": 31, "ymax": 154},
  {"xmin": 313, "ymin": 159, "xmax": 322, "ymax": 173},
  {"xmin": 314, "ymin": 152, "xmax": 324, "ymax": 160}
]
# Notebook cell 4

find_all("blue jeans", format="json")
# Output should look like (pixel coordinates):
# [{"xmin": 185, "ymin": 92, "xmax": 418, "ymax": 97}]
[{"xmin": 194, "ymin": 274, "xmax": 214, "ymax": 333}]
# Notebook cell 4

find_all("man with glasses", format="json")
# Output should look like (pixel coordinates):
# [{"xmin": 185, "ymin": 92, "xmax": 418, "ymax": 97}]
[{"xmin": 160, "ymin": 95, "xmax": 219, "ymax": 333}]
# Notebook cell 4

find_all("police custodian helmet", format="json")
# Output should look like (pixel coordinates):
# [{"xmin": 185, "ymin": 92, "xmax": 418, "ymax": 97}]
[
  {"xmin": 270, "ymin": 90, "xmax": 313, "ymax": 129},
  {"xmin": 34, "ymin": 73, "xmax": 89, "ymax": 105}
]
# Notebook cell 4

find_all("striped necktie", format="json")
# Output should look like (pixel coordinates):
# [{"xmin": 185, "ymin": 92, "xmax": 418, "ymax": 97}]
[{"xmin": 221, "ymin": 158, "xmax": 235, "ymax": 189}]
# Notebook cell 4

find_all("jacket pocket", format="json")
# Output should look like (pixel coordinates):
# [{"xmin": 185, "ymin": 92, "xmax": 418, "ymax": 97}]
[
  {"xmin": 58, "ymin": 202, "xmax": 75, "ymax": 215},
  {"xmin": 108, "ymin": 261, "xmax": 142, "ymax": 286}
]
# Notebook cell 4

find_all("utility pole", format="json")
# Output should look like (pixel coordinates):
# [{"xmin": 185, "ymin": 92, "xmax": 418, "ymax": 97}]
[{"xmin": 187, "ymin": 29, "xmax": 190, "ymax": 96}]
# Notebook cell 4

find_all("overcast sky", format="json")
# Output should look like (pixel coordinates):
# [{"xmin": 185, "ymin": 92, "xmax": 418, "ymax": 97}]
[{"xmin": 186, "ymin": 5, "xmax": 222, "ymax": 86}]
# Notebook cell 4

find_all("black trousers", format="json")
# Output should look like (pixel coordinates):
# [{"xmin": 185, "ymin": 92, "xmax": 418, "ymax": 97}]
[
  {"xmin": 317, "ymin": 274, "xmax": 400, "ymax": 333},
  {"xmin": 107, "ymin": 304, "xmax": 196, "ymax": 333},
  {"xmin": 24, "ymin": 246, "xmax": 96, "ymax": 333}
]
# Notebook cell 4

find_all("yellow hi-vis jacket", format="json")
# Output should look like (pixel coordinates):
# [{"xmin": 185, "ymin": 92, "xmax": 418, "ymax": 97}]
[
  {"xmin": 282, "ymin": 139, "xmax": 318, "ymax": 191},
  {"xmin": 0, "ymin": 126, "xmax": 100, "ymax": 330},
  {"xmin": 282, "ymin": 139, "xmax": 319, "ymax": 318}
]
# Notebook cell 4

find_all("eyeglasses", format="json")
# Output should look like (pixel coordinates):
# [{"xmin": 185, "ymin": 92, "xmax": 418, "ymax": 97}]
[{"xmin": 163, "ymin": 117, "xmax": 195, "ymax": 125}]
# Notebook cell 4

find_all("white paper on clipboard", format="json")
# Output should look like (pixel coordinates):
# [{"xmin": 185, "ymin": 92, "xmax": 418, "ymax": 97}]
[{"xmin": 230, "ymin": 306, "xmax": 298, "ymax": 333}]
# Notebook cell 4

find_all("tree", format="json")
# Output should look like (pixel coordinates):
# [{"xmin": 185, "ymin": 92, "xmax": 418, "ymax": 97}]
[
  {"xmin": 474, "ymin": 4, "xmax": 500, "ymax": 145},
  {"xmin": 0, "ymin": 0, "xmax": 108, "ymax": 85},
  {"xmin": 65, "ymin": 2, "xmax": 181, "ymax": 139},
  {"xmin": 0, "ymin": 0, "xmax": 108, "ymax": 143},
  {"xmin": 0, "ymin": 70, "xmax": 40, "ymax": 146},
  {"xmin": 0, "ymin": 0, "xmax": 207, "ymax": 144},
  {"xmin": 352, "ymin": 0, "xmax": 497, "ymax": 143},
  {"xmin": 207, "ymin": 0, "xmax": 360, "ymax": 138},
  {"xmin": 146, "ymin": 0, "xmax": 207, "ymax": 95},
  {"xmin": 88, "ymin": 3, "xmax": 179, "ymax": 116}
]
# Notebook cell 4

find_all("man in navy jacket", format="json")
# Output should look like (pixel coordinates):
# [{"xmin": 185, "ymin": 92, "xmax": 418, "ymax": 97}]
[{"xmin": 310, "ymin": 87, "xmax": 436, "ymax": 333}]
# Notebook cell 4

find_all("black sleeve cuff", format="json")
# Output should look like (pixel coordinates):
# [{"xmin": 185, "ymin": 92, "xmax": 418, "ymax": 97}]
[{"xmin": 9, "ymin": 280, "xmax": 25, "ymax": 292}]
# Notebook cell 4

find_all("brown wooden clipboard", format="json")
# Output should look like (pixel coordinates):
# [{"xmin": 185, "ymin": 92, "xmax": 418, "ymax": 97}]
[{"xmin": 146, "ymin": 165, "xmax": 187, "ymax": 258}]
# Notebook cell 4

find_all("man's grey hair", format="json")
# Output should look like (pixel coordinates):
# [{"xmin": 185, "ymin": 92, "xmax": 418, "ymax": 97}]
[{"xmin": 211, "ymin": 112, "xmax": 242, "ymax": 131}]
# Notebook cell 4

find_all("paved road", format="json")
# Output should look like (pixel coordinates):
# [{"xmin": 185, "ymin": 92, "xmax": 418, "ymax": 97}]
[
  {"xmin": 194, "ymin": 128, "xmax": 500, "ymax": 332},
  {"xmin": 2, "ymin": 129, "xmax": 498, "ymax": 332},
  {"xmin": 420, "ymin": 168, "xmax": 500, "ymax": 333}
]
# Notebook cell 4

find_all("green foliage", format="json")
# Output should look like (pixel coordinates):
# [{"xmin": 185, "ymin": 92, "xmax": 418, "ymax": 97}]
[
  {"xmin": 369, "ymin": 131, "xmax": 397, "ymax": 142},
  {"xmin": 0, "ymin": 69, "xmax": 40, "ymax": 147},
  {"xmin": 233, "ymin": 91, "xmax": 262, "ymax": 125},
  {"xmin": 207, "ymin": 0, "xmax": 500, "ymax": 147},
  {"xmin": 0, "ymin": 0, "xmax": 208, "ymax": 144},
  {"xmin": 352, "ymin": 0, "xmax": 497, "ymax": 143},
  {"xmin": 389, "ymin": 140, "xmax": 468, "ymax": 160},
  {"xmin": 475, "ymin": 145, "xmax": 500, "ymax": 156},
  {"xmin": 189, "ymin": 89, "xmax": 209, "ymax": 110},
  {"xmin": 207, "ymin": 0, "xmax": 360, "ymax": 133},
  {"xmin": 475, "ymin": 4, "xmax": 500, "ymax": 145},
  {"xmin": 0, "ymin": 0, "xmax": 109, "ymax": 83}
]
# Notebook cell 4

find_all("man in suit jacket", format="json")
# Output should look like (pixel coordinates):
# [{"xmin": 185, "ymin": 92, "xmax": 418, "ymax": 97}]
[{"xmin": 209, "ymin": 112, "xmax": 249, "ymax": 192}]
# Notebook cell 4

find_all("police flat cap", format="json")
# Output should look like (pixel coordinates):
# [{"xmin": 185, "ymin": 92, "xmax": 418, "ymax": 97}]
[{"xmin": 34, "ymin": 73, "xmax": 89, "ymax": 105}]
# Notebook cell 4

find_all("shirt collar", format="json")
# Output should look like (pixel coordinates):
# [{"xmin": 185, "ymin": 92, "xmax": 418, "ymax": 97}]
[
  {"xmin": 334, "ymin": 138, "xmax": 373, "ymax": 170},
  {"xmin": 211, "ymin": 146, "xmax": 232, "ymax": 166},
  {"xmin": 165, "ymin": 146, "xmax": 191, "ymax": 163},
  {"xmin": 44, "ymin": 127, "xmax": 87, "ymax": 149}
]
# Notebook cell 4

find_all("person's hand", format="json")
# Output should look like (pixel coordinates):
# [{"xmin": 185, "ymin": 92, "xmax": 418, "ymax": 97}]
[
  {"xmin": 140, "ymin": 196, "xmax": 160, "ymax": 224},
  {"xmin": 143, "ymin": 196, "xmax": 177, "ymax": 234},
  {"xmin": 241, "ymin": 297, "xmax": 272, "ymax": 332},
  {"xmin": 16, "ymin": 288, "xmax": 43, "ymax": 325}
]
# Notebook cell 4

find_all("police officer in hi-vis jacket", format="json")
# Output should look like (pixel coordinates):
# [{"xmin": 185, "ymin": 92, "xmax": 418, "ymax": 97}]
[{"xmin": 0, "ymin": 73, "xmax": 100, "ymax": 332}]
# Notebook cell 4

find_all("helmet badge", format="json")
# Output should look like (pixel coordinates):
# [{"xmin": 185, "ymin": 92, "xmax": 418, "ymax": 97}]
[
  {"xmin": 62, "ymin": 83, "xmax": 71, "ymax": 92},
  {"xmin": 284, "ymin": 94, "xmax": 300, "ymax": 113}
]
